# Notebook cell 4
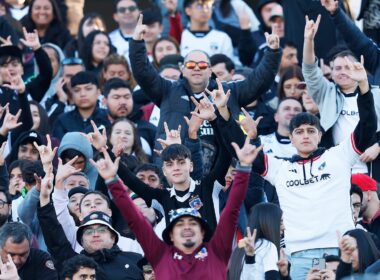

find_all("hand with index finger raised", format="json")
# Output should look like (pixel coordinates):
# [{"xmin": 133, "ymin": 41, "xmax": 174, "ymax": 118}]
[{"xmin": 133, "ymin": 14, "xmax": 147, "ymax": 41}]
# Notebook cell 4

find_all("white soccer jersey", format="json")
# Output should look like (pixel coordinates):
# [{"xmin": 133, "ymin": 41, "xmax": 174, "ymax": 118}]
[
  {"xmin": 109, "ymin": 29, "xmax": 132, "ymax": 60},
  {"xmin": 260, "ymin": 133, "xmax": 297, "ymax": 158},
  {"xmin": 180, "ymin": 29, "xmax": 234, "ymax": 58},
  {"xmin": 262, "ymin": 134, "xmax": 358, "ymax": 254}
]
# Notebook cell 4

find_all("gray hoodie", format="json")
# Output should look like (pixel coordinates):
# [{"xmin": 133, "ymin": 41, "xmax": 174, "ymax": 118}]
[{"xmin": 58, "ymin": 132, "xmax": 98, "ymax": 190}]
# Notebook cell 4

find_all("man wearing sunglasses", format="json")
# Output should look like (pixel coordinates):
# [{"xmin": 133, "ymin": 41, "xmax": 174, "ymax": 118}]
[
  {"xmin": 110, "ymin": 0, "xmax": 141, "ymax": 59},
  {"xmin": 130, "ymin": 14, "xmax": 281, "ymax": 165}
]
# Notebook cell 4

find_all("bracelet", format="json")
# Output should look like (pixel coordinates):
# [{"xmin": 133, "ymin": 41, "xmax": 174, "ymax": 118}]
[{"xmin": 105, "ymin": 175, "xmax": 119, "ymax": 185}]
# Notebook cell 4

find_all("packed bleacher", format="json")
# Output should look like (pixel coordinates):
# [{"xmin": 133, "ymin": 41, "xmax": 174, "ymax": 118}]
[{"xmin": 0, "ymin": 0, "xmax": 379, "ymax": 279}]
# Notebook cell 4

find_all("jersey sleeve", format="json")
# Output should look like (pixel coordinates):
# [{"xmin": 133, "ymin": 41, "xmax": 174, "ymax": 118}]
[
  {"xmin": 331, "ymin": 133, "xmax": 361, "ymax": 167},
  {"xmin": 260, "ymin": 154, "xmax": 284, "ymax": 187},
  {"xmin": 261, "ymin": 242, "xmax": 279, "ymax": 273}
]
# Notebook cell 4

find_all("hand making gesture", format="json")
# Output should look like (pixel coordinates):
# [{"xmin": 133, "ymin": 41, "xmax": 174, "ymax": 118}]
[
  {"xmin": 265, "ymin": 25, "xmax": 280, "ymax": 50},
  {"xmin": 238, "ymin": 227, "xmax": 257, "ymax": 256},
  {"xmin": 0, "ymin": 106, "xmax": 22, "ymax": 136},
  {"xmin": 157, "ymin": 122, "xmax": 182, "ymax": 151},
  {"xmin": 33, "ymin": 134, "xmax": 57, "ymax": 169},
  {"xmin": 231, "ymin": 135, "xmax": 263, "ymax": 166},
  {"xmin": 237, "ymin": 107, "xmax": 263, "ymax": 140},
  {"xmin": 304, "ymin": 15, "xmax": 321, "ymax": 41},
  {"xmin": 133, "ymin": 14, "xmax": 147, "ymax": 41},
  {"xmin": 84, "ymin": 120, "xmax": 108, "ymax": 151},
  {"xmin": 55, "ymin": 157, "xmax": 82, "ymax": 190},
  {"xmin": 19, "ymin": 27, "xmax": 41, "ymax": 51},
  {"xmin": 190, "ymin": 94, "xmax": 216, "ymax": 121},
  {"xmin": 0, "ymin": 254, "xmax": 20, "ymax": 280},
  {"xmin": 90, "ymin": 148, "xmax": 120, "ymax": 181},
  {"xmin": 344, "ymin": 55, "xmax": 369, "ymax": 93},
  {"xmin": 184, "ymin": 104, "xmax": 204, "ymax": 140}
]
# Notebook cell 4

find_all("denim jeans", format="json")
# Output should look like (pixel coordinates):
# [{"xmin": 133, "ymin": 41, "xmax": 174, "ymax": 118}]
[{"xmin": 290, "ymin": 248, "xmax": 339, "ymax": 280}]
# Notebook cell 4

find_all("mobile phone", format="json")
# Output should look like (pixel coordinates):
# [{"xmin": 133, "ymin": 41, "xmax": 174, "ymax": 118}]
[{"xmin": 312, "ymin": 258, "xmax": 326, "ymax": 270}]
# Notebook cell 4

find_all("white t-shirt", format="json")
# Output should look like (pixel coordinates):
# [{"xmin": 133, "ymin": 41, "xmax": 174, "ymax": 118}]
[
  {"xmin": 180, "ymin": 29, "xmax": 233, "ymax": 58},
  {"xmin": 262, "ymin": 135, "xmax": 358, "ymax": 254},
  {"xmin": 260, "ymin": 133, "xmax": 297, "ymax": 158},
  {"xmin": 241, "ymin": 239, "xmax": 279, "ymax": 280},
  {"xmin": 332, "ymin": 93, "xmax": 367, "ymax": 173}
]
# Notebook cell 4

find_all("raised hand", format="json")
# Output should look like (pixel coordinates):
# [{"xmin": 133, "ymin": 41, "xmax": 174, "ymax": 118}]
[
  {"xmin": 321, "ymin": 0, "xmax": 339, "ymax": 14},
  {"xmin": 190, "ymin": 94, "xmax": 216, "ymax": 121},
  {"xmin": 55, "ymin": 77, "xmax": 68, "ymax": 103},
  {"xmin": 112, "ymin": 138, "xmax": 127, "ymax": 157},
  {"xmin": 55, "ymin": 157, "xmax": 82, "ymax": 189},
  {"xmin": 238, "ymin": 227, "xmax": 257, "ymax": 256},
  {"xmin": 157, "ymin": 122, "xmax": 182, "ymax": 150},
  {"xmin": 90, "ymin": 147, "xmax": 120, "ymax": 181},
  {"xmin": 84, "ymin": 120, "xmax": 108, "ymax": 151},
  {"xmin": 0, "ymin": 254, "xmax": 20, "ymax": 280},
  {"xmin": 0, "ymin": 103, "xmax": 8, "ymax": 120},
  {"xmin": 237, "ymin": 8, "xmax": 251, "ymax": 30},
  {"xmin": 0, "ymin": 36, "xmax": 12, "ymax": 47},
  {"xmin": 162, "ymin": 0, "xmax": 177, "ymax": 16},
  {"xmin": 264, "ymin": 25, "xmax": 280, "ymax": 50},
  {"xmin": 302, "ymin": 93, "xmax": 319, "ymax": 115},
  {"xmin": 19, "ymin": 27, "xmax": 41, "ymax": 51},
  {"xmin": 236, "ymin": 107, "xmax": 263, "ymax": 140},
  {"xmin": 3, "ymin": 74, "xmax": 26, "ymax": 94},
  {"xmin": 0, "ymin": 142, "xmax": 7, "ymax": 166},
  {"xmin": 133, "ymin": 14, "xmax": 147, "ymax": 41},
  {"xmin": 184, "ymin": 104, "xmax": 203, "ymax": 140},
  {"xmin": 304, "ymin": 15, "xmax": 321, "ymax": 40},
  {"xmin": 0, "ymin": 107, "xmax": 22, "ymax": 136},
  {"xmin": 337, "ymin": 230, "xmax": 357, "ymax": 263},
  {"xmin": 231, "ymin": 135, "xmax": 263, "ymax": 166},
  {"xmin": 344, "ymin": 55, "xmax": 369, "ymax": 93},
  {"xmin": 205, "ymin": 78, "xmax": 231, "ymax": 109},
  {"xmin": 39, "ymin": 165, "xmax": 54, "ymax": 206},
  {"xmin": 33, "ymin": 134, "xmax": 57, "ymax": 167},
  {"xmin": 306, "ymin": 268, "xmax": 322, "ymax": 280}
]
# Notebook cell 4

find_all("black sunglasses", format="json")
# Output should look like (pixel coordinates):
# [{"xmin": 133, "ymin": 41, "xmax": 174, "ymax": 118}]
[{"xmin": 117, "ymin": 6, "xmax": 138, "ymax": 13}]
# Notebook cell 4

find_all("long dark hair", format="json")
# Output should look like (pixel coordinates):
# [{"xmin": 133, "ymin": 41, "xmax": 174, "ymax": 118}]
[
  {"xmin": 79, "ymin": 30, "xmax": 114, "ymax": 71},
  {"xmin": 277, "ymin": 65, "xmax": 304, "ymax": 100},
  {"xmin": 22, "ymin": 0, "xmax": 63, "ymax": 30},
  {"xmin": 77, "ymin": 13, "xmax": 106, "ymax": 54},
  {"xmin": 29, "ymin": 100, "xmax": 51, "ymax": 135},
  {"xmin": 228, "ymin": 203, "xmax": 282, "ymax": 279},
  {"xmin": 106, "ymin": 118, "xmax": 148, "ymax": 163},
  {"xmin": 152, "ymin": 36, "xmax": 180, "ymax": 68},
  {"xmin": 345, "ymin": 229, "xmax": 380, "ymax": 273}
]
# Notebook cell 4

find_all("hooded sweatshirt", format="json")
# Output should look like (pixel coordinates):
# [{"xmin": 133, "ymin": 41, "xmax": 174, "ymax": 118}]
[
  {"xmin": 39, "ymin": 43, "xmax": 65, "ymax": 108},
  {"xmin": 58, "ymin": 132, "xmax": 97, "ymax": 190}
]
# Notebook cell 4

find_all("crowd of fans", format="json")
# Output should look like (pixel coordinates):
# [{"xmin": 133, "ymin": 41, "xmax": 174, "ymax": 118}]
[{"xmin": 0, "ymin": 0, "xmax": 378, "ymax": 279}]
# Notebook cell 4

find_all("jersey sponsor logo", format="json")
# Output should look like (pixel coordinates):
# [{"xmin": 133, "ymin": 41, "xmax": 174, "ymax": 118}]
[
  {"xmin": 173, "ymin": 252, "xmax": 183, "ymax": 260},
  {"xmin": 210, "ymin": 42, "xmax": 219, "ymax": 51},
  {"xmin": 340, "ymin": 110, "xmax": 359, "ymax": 116},
  {"xmin": 286, "ymin": 173, "xmax": 331, "ymax": 187}
]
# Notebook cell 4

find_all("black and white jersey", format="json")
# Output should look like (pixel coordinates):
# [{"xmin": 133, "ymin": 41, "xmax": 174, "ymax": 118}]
[
  {"xmin": 261, "ymin": 134, "xmax": 358, "ymax": 254},
  {"xmin": 260, "ymin": 132, "xmax": 297, "ymax": 158}
]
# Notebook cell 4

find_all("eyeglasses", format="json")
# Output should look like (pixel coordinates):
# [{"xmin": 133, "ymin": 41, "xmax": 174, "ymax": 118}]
[
  {"xmin": 62, "ymin": 57, "xmax": 83, "ymax": 66},
  {"xmin": 117, "ymin": 6, "xmax": 138, "ymax": 13},
  {"xmin": 184, "ymin": 61, "xmax": 209, "ymax": 70},
  {"xmin": 0, "ymin": 199, "xmax": 8, "ymax": 209},
  {"xmin": 83, "ymin": 226, "xmax": 109, "ymax": 236}
]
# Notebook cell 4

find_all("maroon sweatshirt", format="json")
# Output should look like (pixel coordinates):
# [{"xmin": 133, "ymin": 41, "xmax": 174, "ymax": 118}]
[{"xmin": 108, "ymin": 169, "xmax": 250, "ymax": 280}]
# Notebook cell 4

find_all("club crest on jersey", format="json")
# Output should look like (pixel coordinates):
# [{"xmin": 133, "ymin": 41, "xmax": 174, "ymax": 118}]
[
  {"xmin": 195, "ymin": 247, "xmax": 208, "ymax": 261},
  {"xmin": 318, "ymin": 162, "xmax": 326, "ymax": 171}
]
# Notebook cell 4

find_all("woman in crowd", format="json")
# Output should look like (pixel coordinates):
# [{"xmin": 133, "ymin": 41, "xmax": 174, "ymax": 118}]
[
  {"xmin": 336, "ymin": 229, "xmax": 380, "ymax": 279},
  {"xmin": 21, "ymin": 0, "xmax": 71, "ymax": 49},
  {"xmin": 107, "ymin": 118, "xmax": 148, "ymax": 172},
  {"xmin": 228, "ymin": 203, "xmax": 286, "ymax": 279},
  {"xmin": 152, "ymin": 36, "xmax": 180, "ymax": 69},
  {"xmin": 79, "ymin": 30, "xmax": 114, "ymax": 75},
  {"xmin": 64, "ymin": 12, "xmax": 107, "ymax": 58},
  {"xmin": 278, "ymin": 65, "xmax": 319, "ymax": 115}
]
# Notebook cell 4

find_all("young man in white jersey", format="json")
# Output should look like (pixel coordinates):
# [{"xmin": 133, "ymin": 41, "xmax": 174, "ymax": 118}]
[
  {"xmin": 180, "ymin": 0, "xmax": 234, "ymax": 59},
  {"xmin": 217, "ymin": 17, "xmax": 377, "ymax": 280},
  {"xmin": 302, "ymin": 14, "xmax": 380, "ymax": 175}
]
